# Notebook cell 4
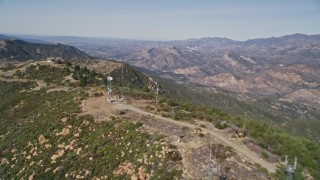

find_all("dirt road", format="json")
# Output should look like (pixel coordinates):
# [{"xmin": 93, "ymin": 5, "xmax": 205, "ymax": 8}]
[{"xmin": 115, "ymin": 103, "xmax": 278, "ymax": 173}]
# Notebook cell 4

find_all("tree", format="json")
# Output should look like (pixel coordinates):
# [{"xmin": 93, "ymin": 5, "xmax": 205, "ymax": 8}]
[
  {"xmin": 74, "ymin": 65, "xmax": 80, "ymax": 71},
  {"xmin": 80, "ymin": 76, "xmax": 87, "ymax": 87},
  {"xmin": 66, "ymin": 61, "xmax": 72, "ymax": 66},
  {"xmin": 55, "ymin": 59, "xmax": 62, "ymax": 64}
]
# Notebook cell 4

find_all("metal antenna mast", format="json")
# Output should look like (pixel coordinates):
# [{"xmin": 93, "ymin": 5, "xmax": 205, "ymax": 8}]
[
  {"xmin": 285, "ymin": 155, "xmax": 297, "ymax": 180},
  {"xmin": 208, "ymin": 144, "xmax": 213, "ymax": 180},
  {"xmin": 155, "ymin": 87, "xmax": 159, "ymax": 105},
  {"xmin": 107, "ymin": 76, "xmax": 113, "ymax": 102},
  {"xmin": 208, "ymin": 144, "xmax": 222, "ymax": 179},
  {"xmin": 121, "ymin": 65, "xmax": 124, "ymax": 98},
  {"xmin": 215, "ymin": 144, "xmax": 226, "ymax": 180},
  {"xmin": 242, "ymin": 112, "xmax": 247, "ymax": 137}
]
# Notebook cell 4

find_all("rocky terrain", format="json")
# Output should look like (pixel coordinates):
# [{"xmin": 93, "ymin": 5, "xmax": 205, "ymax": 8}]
[
  {"xmin": 0, "ymin": 41, "xmax": 320, "ymax": 179},
  {"xmin": 0, "ymin": 60, "xmax": 275, "ymax": 179},
  {"xmin": 2, "ymin": 34, "xmax": 320, "ymax": 140},
  {"xmin": 1, "ymin": 59, "xmax": 319, "ymax": 179},
  {"xmin": 22, "ymin": 33, "xmax": 319, "ymax": 141},
  {"xmin": 78, "ymin": 34, "xmax": 320, "ymax": 101}
]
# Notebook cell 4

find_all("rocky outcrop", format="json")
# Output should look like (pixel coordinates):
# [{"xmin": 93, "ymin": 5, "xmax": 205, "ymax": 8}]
[
  {"xmin": 147, "ymin": 76, "xmax": 165, "ymax": 95},
  {"xmin": 57, "ymin": 128, "xmax": 70, "ymax": 136},
  {"xmin": 113, "ymin": 161, "xmax": 134, "ymax": 176},
  {"xmin": 51, "ymin": 149, "xmax": 65, "ymax": 161}
]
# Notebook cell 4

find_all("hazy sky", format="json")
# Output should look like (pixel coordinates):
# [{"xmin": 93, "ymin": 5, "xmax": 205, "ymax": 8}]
[{"xmin": 0, "ymin": 0, "xmax": 320, "ymax": 40}]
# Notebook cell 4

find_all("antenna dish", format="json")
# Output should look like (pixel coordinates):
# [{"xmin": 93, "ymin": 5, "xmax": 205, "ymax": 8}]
[{"xmin": 107, "ymin": 76, "xmax": 113, "ymax": 81}]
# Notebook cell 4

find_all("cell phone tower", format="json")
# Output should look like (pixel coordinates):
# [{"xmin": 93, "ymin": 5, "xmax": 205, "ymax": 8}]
[
  {"xmin": 107, "ymin": 76, "xmax": 113, "ymax": 101},
  {"xmin": 285, "ymin": 155, "xmax": 297, "ymax": 180},
  {"xmin": 208, "ymin": 144, "xmax": 222, "ymax": 180}
]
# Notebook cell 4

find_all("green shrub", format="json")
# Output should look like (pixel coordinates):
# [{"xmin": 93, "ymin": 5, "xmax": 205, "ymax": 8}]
[
  {"xmin": 261, "ymin": 151, "xmax": 269, "ymax": 159},
  {"xmin": 0, "ymin": 81, "xmax": 182, "ymax": 179},
  {"xmin": 13, "ymin": 64, "xmax": 70, "ymax": 84},
  {"xmin": 215, "ymin": 121, "xmax": 228, "ymax": 129}
]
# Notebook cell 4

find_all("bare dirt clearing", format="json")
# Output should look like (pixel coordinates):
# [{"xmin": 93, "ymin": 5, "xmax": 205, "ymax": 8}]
[
  {"xmin": 80, "ymin": 95, "xmax": 278, "ymax": 179},
  {"xmin": 115, "ymin": 102, "xmax": 278, "ymax": 174},
  {"xmin": 80, "ymin": 93, "xmax": 119, "ymax": 122},
  {"xmin": 82, "ymin": 60, "xmax": 123, "ymax": 74}
]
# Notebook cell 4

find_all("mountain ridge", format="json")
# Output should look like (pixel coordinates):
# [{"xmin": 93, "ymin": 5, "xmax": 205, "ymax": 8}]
[
  {"xmin": 0, "ymin": 39, "xmax": 92, "ymax": 61},
  {"xmin": 44, "ymin": 33, "xmax": 319, "ymax": 141},
  {"xmin": 2, "ymin": 33, "xmax": 320, "ymax": 43},
  {"xmin": 1, "ymin": 34, "xmax": 319, "ymax": 141},
  {"xmin": 1, "ymin": 36, "xmax": 320, "ymax": 179}
]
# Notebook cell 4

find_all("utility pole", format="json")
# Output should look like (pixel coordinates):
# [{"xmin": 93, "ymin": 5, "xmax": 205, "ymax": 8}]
[
  {"xmin": 208, "ymin": 144, "xmax": 213, "ymax": 180},
  {"xmin": 242, "ymin": 112, "xmax": 247, "ymax": 137},
  {"xmin": 155, "ymin": 87, "xmax": 159, "ymax": 105},
  {"xmin": 214, "ymin": 144, "xmax": 219, "ymax": 159}
]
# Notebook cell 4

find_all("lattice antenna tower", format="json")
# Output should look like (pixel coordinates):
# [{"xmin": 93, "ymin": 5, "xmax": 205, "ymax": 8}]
[
  {"xmin": 207, "ymin": 144, "xmax": 222, "ymax": 180},
  {"xmin": 285, "ymin": 155, "xmax": 297, "ymax": 180},
  {"xmin": 107, "ymin": 76, "xmax": 113, "ymax": 101}
]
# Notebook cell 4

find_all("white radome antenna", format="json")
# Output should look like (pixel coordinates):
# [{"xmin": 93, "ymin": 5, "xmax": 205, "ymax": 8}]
[
  {"xmin": 107, "ymin": 76, "xmax": 113, "ymax": 81},
  {"xmin": 107, "ymin": 76, "xmax": 113, "ymax": 101}
]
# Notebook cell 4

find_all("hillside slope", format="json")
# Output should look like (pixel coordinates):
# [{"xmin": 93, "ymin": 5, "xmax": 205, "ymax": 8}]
[
  {"xmin": 0, "ymin": 60, "xmax": 183, "ymax": 179},
  {"xmin": 1, "ymin": 61, "xmax": 319, "ymax": 179},
  {"xmin": 39, "ymin": 34, "xmax": 320, "ymax": 142},
  {"xmin": 0, "ymin": 40, "xmax": 91, "ymax": 61},
  {"xmin": 0, "ymin": 61, "xmax": 268, "ymax": 179}
]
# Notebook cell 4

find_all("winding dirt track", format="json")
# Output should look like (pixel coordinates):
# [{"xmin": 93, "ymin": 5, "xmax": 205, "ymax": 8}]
[{"xmin": 115, "ymin": 103, "xmax": 278, "ymax": 173}]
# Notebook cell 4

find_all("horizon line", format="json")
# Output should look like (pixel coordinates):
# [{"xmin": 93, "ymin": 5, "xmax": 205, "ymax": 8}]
[{"xmin": 1, "ymin": 32, "xmax": 320, "ymax": 42}]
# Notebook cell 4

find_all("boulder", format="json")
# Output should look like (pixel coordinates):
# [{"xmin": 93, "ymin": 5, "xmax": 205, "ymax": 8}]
[
  {"xmin": 28, "ymin": 173, "xmax": 35, "ymax": 180},
  {"xmin": 60, "ymin": 128, "xmax": 69, "ymax": 136},
  {"xmin": 131, "ymin": 174, "xmax": 138, "ymax": 180},
  {"xmin": 138, "ymin": 166, "xmax": 147, "ymax": 180},
  {"xmin": 76, "ymin": 148, "xmax": 82, "ymax": 155},
  {"xmin": 45, "ymin": 144, "xmax": 52, "ymax": 148},
  {"xmin": 58, "ymin": 149, "xmax": 64, "ymax": 157},
  {"xmin": 38, "ymin": 135, "xmax": 46, "ymax": 145},
  {"xmin": 60, "ymin": 117, "xmax": 69, "ymax": 123},
  {"xmin": 113, "ymin": 161, "xmax": 134, "ymax": 175},
  {"xmin": 51, "ymin": 154, "xmax": 59, "ymax": 161}
]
